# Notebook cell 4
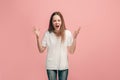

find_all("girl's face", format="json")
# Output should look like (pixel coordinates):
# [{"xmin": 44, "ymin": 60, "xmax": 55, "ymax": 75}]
[{"xmin": 52, "ymin": 15, "xmax": 62, "ymax": 32}]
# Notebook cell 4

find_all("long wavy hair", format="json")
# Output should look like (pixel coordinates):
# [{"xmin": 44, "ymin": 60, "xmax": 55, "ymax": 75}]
[{"xmin": 48, "ymin": 11, "xmax": 66, "ymax": 42}]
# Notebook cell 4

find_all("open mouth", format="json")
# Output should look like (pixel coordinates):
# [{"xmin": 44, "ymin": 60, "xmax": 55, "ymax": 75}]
[{"xmin": 56, "ymin": 25, "xmax": 59, "ymax": 28}]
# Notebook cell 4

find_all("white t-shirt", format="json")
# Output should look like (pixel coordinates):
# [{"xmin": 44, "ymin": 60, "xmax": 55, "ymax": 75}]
[{"xmin": 42, "ymin": 30, "xmax": 73, "ymax": 70}]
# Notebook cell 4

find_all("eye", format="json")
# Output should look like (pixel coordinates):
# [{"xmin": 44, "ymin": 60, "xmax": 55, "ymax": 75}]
[
  {"xmin": 58, "ymin": 19, "xmax": 61, "ymax": 22},
  {"xmin": 53, "ymin": 20, "xmax": 56, "ymax": 22}
]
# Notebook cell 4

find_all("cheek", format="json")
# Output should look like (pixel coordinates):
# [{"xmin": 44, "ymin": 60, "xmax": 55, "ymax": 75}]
[
  {"xmin": 60, "ymin": 22, "xmax": 62, "ymax": 26},
  {"xmin": 52, "ymin": 22, "xmax": 55, "ymax": 26},
  {"xmin": 52, "ymin": 23, "xmax": 56, "ymax": 29}
]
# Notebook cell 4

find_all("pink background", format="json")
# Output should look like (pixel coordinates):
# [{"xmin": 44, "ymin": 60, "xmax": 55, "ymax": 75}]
[{"xmin": 0, "ymin": 0, "xmax": 120, "ymax": 80}]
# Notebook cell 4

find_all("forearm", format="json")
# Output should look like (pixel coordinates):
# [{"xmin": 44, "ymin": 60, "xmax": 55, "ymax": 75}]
[
  {"xmin": 69, "ymin": 38, "xmax": 76, "ymax": 54},
  {"xmin": 36, "ymin": 36, "xmax": 45, "ymax": 53}
]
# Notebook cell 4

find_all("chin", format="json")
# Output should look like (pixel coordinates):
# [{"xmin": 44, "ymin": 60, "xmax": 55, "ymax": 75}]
[{"xmin": 55, "ymin": 29, "xmax": 60, "ymax": 32}]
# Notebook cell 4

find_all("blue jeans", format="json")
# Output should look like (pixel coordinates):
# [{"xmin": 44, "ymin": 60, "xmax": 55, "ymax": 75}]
[{"xmin": 47, "ymin": 69, "xmax": 68, "ymax": 80}]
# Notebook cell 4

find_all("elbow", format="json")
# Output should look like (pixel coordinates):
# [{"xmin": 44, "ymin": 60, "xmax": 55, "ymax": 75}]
[
  {"xmin": 37, "ymin": 46, "xmax": 46, "ymax": 54},
  {"xmin": 38, "ymin": 49, "xmax": 44, "ymax": 53},
  {"xmin": 69, "ymin": 49, "xmax": 75, "ymax": 54},
  {"xmin": 39, "ymin": 51, "xmax": 43, "ymax": 53},
  {"xmin": 68, "ymin": 46, "xmax": 76, "ymax": 54}
]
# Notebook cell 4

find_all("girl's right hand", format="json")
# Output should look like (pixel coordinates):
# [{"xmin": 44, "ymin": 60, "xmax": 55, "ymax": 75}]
[{"xmin": 33, "ymin": 27, "xmax": 40, "ymax": 38}]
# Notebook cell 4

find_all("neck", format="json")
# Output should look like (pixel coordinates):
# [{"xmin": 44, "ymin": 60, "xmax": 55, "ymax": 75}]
[{"xmin": 54, "ymin": 30, "xmax": 60, "ymax": 33}]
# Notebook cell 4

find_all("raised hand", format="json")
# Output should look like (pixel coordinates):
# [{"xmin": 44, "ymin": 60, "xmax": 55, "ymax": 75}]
[
  {"xmin": 33, "ymin": 26, "xmax": 40, "ymax": 38},
  {"xmin": 73, "ymin": 27, "xmax": 81, "ymax": 39}
]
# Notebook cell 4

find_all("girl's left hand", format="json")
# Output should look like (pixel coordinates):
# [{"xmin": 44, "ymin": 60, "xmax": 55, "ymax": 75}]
[{"xmin": 73, "ymin": 27, "xmax": 81, "ymax": 39}]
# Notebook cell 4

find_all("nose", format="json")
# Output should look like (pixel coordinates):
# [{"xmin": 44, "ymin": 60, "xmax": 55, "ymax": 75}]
[
  {"xmin": 55, "ymin": 21, "xmax": 59, "ymax": 25},
  {"xmin": 56, "ymin": 21, "xmax": 59, "ymax": 23}
]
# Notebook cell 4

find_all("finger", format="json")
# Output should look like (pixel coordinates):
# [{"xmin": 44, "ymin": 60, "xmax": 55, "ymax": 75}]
[
  {"xmin": 32, "ymin": 26, "xmax": 39, "ymax": 35},
  {"xmin": 32, "ymin": 26, "xmax": 37, "ymax": 31},
  {"xmin": 78, "ymin": 27, "xmax": 81, "ymax": 32},
  {"xmin": 38, "ymin": 28, "xmax": 40, "ymax": 31},
  {"xmin": 76, "ymin": 27, "xmax": 81, "ymax": 34}
]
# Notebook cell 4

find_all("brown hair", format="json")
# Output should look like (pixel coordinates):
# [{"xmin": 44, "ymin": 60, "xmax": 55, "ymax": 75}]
[{"xmin": 48, "ymin": 11, "xmax": 66, "ymax": 42}]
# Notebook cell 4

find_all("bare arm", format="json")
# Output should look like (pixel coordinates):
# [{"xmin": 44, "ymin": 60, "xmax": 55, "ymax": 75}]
[
  {"xmin": 34, "ymin": 27, "xmax": 46, "ymax": 53},
  {"xmin": 36, "ymin": 35, "xmax": 46, "ymax": 53},
  {"xmin": 68, "ymin": 27, "xmax": 81, "ymax": 54},
  {"xmin": 68, "ymin": 38, "xmax": 76, "ymax": 54}
]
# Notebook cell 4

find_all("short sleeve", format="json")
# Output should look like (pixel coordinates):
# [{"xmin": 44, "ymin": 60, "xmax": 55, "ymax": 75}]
[
  {"xmin": 41, "ymin": 31, "xmax": 48, "ymax": 47},
  {"xmin": 67, "ymin": 30, "xmax": 73, "ymax": 46}
]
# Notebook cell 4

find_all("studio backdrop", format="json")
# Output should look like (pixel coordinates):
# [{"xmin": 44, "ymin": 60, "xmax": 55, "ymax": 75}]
[{"xmin": 0, "ymin": 0, "xmax": 120, "ymax": 80}]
